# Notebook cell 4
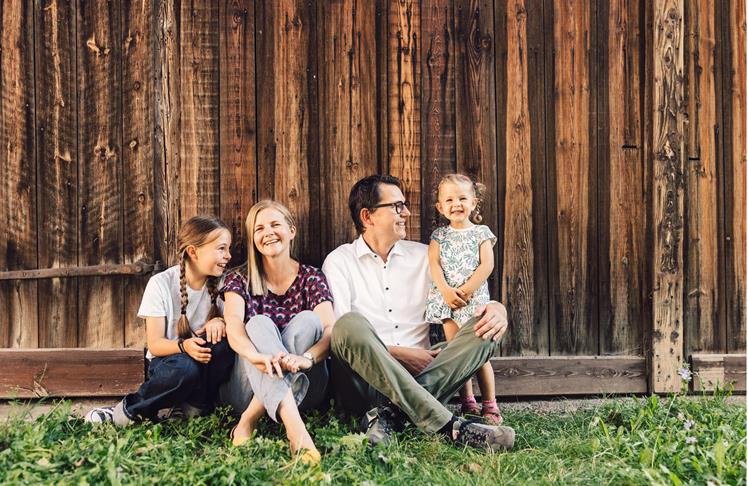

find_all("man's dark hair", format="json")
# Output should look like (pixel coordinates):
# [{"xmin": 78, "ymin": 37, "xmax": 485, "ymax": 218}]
[{"xmin": 348, "ymin": 174, "xmax": 402, "ymax": 234}]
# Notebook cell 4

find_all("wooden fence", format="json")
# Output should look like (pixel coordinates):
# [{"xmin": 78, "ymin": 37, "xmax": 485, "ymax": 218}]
[{"xmin": 0, "ymin": 0, "xmax": 745, "ymax": 396}]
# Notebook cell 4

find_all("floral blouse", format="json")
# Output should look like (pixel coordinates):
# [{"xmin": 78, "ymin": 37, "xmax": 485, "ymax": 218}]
[{"xmin": 220, "ymin": 264, "xmax": 333, "ymax": 329}]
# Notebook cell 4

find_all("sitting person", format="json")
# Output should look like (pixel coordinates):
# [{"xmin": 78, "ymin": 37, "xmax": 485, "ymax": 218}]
[
  {"xmin": 222, "ymin": 200, "xmax": 335, "ymax": 465},
  {"xmin": 322, "ymin": 175, "xmax": 515, "ymax": 452},
  {"xmin": 85, "ymin": 216, "xmax": 235, "ymax": 425}
]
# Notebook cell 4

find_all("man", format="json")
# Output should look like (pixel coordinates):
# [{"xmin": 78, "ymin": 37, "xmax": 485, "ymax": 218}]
[{"xmin": 322, "ymin": 175, "xmax": 514, "ymax": 451}]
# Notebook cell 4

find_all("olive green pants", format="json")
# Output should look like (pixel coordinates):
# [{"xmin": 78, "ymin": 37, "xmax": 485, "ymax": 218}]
[{"xmin": 330, "ymin": 312, "xmax": 500, "ymax": 433}]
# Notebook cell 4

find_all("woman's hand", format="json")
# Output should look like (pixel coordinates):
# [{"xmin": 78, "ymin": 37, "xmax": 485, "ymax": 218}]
[
  {"xmin": 184, "ymin": 337, "xmax": 212, "ymax": 363},
  {"xmin": 281, "ymin": 354, "xmax": 313, "ymax": 373},
  {"xmin": 247, "ymin": 351, "xmax": 286, "ymax": 378},
  {"xmin": 198, "ymin": 317, "xmax": 226, "ymax": 344},
  {"xmin": 441, "ymin": 286, "xmax": 468, "ymax": 309}
]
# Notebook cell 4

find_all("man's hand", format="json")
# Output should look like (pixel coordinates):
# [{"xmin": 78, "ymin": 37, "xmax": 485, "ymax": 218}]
[
  {"xmin": 388, "ymin": 346, "xmax": 441, "ymax": 375},
  {"xmin": 473, "ymin": 302, "xmax": 509, "ymax": 342}
]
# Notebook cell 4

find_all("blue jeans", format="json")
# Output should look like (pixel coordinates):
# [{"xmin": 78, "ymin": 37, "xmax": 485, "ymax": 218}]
[{"xmin": 123, "ymin": 339, "xmax": 235, "ymax": 421}]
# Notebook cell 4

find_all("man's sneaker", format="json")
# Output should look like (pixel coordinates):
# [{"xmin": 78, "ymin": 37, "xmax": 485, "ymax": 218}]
[
  {"xmin": 451, "ymin": 417, "xmax": 515, "ymax": 452},
  {"xmin": 360, "ymin": 406, "xmax": 404, "ymax": 446},
  {"xmin": 84, "ymin": 406, "xmax": 114, "ymax": 424}
]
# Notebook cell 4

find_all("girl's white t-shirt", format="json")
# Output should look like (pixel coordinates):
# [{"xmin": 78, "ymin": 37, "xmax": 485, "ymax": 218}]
[{"xmin": 137, "ymin": 265, "xmax": 215, "ymax": 359}]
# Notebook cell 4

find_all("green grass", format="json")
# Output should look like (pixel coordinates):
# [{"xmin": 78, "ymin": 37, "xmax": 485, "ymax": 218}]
[{"xmin": 0, "ymin": 392, "xmax": 744, "ymax": 485}]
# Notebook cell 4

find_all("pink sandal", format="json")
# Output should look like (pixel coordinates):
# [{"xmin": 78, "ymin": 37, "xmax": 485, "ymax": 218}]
[
  {"xmin": 460, "ymin": 396, "xmax": 481, "ymax": 415},
  {"xmin": 481, "ymin": 400, "xmax": 504, "ymax": 425}
]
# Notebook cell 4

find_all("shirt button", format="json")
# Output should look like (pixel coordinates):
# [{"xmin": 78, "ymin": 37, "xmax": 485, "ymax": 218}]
[
  {"xmin": 388, "ymin": 309, "xmax": 392, "ymax": 312},
  {"xmin": 385, "ymin": 287, "xmax": 389, "ymax": 291},
  {"xmin": 384, "ymin": 266, "xmax": 387, "ymax": 269},
  {"xmin": 395, "ymin": 325, "xmax": 399, "ymax": 328}
]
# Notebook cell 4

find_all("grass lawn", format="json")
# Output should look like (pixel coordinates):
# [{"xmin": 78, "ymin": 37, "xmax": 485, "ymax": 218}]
[{"xmin": 0, "ymin": 391, "xmax": 744, "ymax": 485}]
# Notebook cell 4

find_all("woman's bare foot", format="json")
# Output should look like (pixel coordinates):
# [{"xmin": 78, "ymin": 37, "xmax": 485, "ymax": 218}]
[{"xmin": 232, "ymin": 396, "xmax": 265, "ymax": 446}]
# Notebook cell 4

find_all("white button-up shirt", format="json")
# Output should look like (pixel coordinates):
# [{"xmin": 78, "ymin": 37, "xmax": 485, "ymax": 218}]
[{"xmin": 322, "ymin": 236, "xmax": 432, "ymax": 349}]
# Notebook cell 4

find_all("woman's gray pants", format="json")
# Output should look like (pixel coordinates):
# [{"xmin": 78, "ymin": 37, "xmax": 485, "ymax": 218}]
[{"xmin": 218, "ymin": 310, "xmax": 328, "ymax": 421}]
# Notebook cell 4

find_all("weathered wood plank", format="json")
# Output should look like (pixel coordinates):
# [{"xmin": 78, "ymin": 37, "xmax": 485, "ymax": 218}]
[
  {"xmin": 35, "ymin": 0, "xmax": 78, "ymax": 348},
  {"xmin": 122, "ymin": 0, "xmax": 155, "ymax": 349},
  {"xmin": 388, "ymin": 0, "xmax": 421, "ymax": 241},
  {"xmin": 691, "ymin": 353, "xmax": 746, "ymax": 392},
  {"xmin": 77, "ymin": 0, "xmax": 124, "ymax": 348},
  {"xmin": 256, "ymin": 0, "xmax": 320, "ymax": 265},
  {"xmin": 455, "ymin": 0, "xmax": 498, "ymax": 292},
  {"xmin": 421, "ymin": 0, "xmax": 456, "ymax": 242},
  {"xmin": 0, "ymin": 0, "xmax": 38, "ymax": 348},
  {"xmin": 0, "ymin": 348, "xmax": 143, "ymax": 398},
  {"xmin": 482, "ymin": 356, "xmax": 647, "ymax": 396},
  {"xmin": 501, "ymin": 0, "xmax": 541, "ymax": 356},
  {"xmin": 550, "ymin": 0, "xmax": 596, "ymax": 355},
  {"xmin": 651, "ymin": 0, "xmax": 687, "ymax": 393},
  {"xmin": 219, "ymin": 0, "xmax": 257, "ymax": 265},
  {"xmin": 0, "ymin": 262, "xmax": 155, "ymax": 280},
  {"xmin": 319, "ymin": 0, "xmax": 379, "ymax": 255},
  {"xmin": 724, "ymin": 0, "xmax": 746, "ymax": 353},
  {"xmin": 684, "ymin": 0, "xmax": 723, "ymax": 353},
  {"xmin": 600, "ymin": 0, "xmax": 645, "ymax": 355},
  {"xmin": 376, "ymin": 0, "xmax": 390, "ymax": 174},
  {"xmin": 180, "ymin": 0, "xmax": 220, "ymax": 221},
  {"xmin": 154, "ymin": 0, "xmax": 179, "ymax": 267}
]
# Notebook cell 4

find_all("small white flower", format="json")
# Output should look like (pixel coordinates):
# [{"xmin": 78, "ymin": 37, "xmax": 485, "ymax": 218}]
[
  {"xmin": 678, "ymin": 367, "xmax": 692, "ymax": 382},
  {"xmin": 684, "ymin": 419, "xmax": 695, "ymax": 430},
  {"xmin": 686, "ymin": 436, "xmax": 697, "ymax": 445},
  {"xmin": 677, "ymin": 412, "xmax": 685, "ymax": 421}
]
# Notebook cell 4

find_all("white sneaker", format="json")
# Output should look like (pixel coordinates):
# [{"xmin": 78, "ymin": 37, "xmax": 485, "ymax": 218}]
[{"xmin": 84, "ymin": 406, "xmax": 114, "ymax": 424}]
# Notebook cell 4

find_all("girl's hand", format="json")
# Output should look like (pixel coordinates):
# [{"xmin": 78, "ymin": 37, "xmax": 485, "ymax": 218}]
[
  {"xmin": 184, "ymin": 337, "xmax": 212, "ymax": 363},
  {"xmin": 198, "ymin": 317, "xmax": 226, "ymax": 344},
  {"xmin": 458, "ymin": 287, "xmax": 473, "ymax": 303},
  {"xmin": 442, "ymin": 287, "xmax": 468, "ymax": 309},
  {"xmin": 247, "ymin": 351, "xmax": 286, "ymax": 378},
  {"xmin": 281, "ymin": 354, "xmax": 313, "ymax": 373}
]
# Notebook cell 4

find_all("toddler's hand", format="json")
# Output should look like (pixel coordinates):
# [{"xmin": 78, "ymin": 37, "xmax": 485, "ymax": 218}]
[{"xmin": 443, "ymin": 287, "xmax": 467, "ymax": 309}]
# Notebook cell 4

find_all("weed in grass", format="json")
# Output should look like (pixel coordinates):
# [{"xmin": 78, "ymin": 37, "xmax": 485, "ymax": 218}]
[{"xmin": 0, "ymin": 391, "xmax": 744, "ymax": 485}]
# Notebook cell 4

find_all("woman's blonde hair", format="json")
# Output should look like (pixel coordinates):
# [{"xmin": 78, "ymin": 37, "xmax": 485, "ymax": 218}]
[
  {"xmin": 176, "ymin": 215, "xmax": 230, "ymax": 339},
  {"xmin": 432, "ymin": 173, "xmax": 486, "ymax": 229},
  {"xmin": 244, "ymin": 200, "xmax": 297, "ymax": 296}
]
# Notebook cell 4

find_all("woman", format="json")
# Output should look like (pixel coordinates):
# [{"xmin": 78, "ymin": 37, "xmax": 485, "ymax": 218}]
[{"xmin": 221, "ymin": 200, "xmax": 335, "ymax": 465}]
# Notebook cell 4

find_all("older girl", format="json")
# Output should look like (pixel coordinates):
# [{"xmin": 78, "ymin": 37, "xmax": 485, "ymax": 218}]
[
  {"xmin": 222, "ymin": 200, "xmax": 334, "ymax": 465},
  {"xmin": 85, "ymin": 216, "xmax": 235, "ymax": 425}
]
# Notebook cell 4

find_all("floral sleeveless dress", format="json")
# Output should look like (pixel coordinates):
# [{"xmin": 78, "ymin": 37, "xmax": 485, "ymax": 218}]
[{"xmin": 425, "ymin": 224, "xmax": 496, "ymax": 325}]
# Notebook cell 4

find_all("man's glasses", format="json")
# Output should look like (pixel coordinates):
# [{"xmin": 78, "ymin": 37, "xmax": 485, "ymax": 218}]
[{"xmin": 370, "ymin": 200, "xmax": 410, "ymax": 215}]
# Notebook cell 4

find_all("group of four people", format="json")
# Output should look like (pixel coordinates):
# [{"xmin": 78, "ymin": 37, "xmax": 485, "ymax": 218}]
[{"xmin": 86, "ymin": 174, "xmax": 515, "ymax": 464}]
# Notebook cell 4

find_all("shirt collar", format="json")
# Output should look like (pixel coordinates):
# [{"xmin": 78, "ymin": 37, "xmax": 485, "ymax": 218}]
[{"xmin": 354, "ymin": 235, "xmax": 406, "ymax": 260}]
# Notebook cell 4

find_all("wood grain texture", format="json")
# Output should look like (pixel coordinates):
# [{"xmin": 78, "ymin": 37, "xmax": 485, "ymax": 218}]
[
  {"xmin": 550, "ymin": 0, "xmax": 596, "ymax": 355},
  {"xmin": 455, "ymin": 0, "xmax": 498, "ymax": 292},
  {"xmin": 0, "ymin": 0, "xmax": 38, "ymax": 348},
  {"xmin": 684, "ymin": 0, "xmax": 723, "ymax": 354},
  {"xmin": 77, "ymin": 0, "xmax": 123, "ymax": 348},
  {"xmin": 0, "ymin": 348, "xmax": 143, "ymax": 398},
  {"xmin": 256, "ymin": 0, "xmax": 320, "ymax": 265},
  {"xmin": 651, "ymin": 0, "xmax": 687, "ymax": 393},
  {"xmin": 600, "ymin": 0, "xmax": 645, "ymax": 355},
  {"xmin": 319, "ymin": 0, "xmax": 379, "ymax": 255},
  {"xmin": 122, "ymin": 0, "xmax": 155, "ymax": 349},
  {"xmin": 724, "ymin": 0, "xmax": 746, "ymax": 353},
  {"xmin": 179, "ymin": 0, "xmax": 220, "ymax": 221},
  {"xmin": 690, "ymin": 353, "xmax": 746, "ymax": 392},
  {"xmin": 482, "ymin": 355, "xmax": 647, "ymax": 396},
  {"xmin": 219, "ymin": 0, "xmax": 257, "ymax": 266},
  {"xmin": 501, "ymin": 0, "xmax": 540, "ymax": 356},
  {"xmin": 388, "ymin": 0, "xmax": 421, "ymax": 241},
  {"xmin": 421, "ymin": 0, "xmax": 456, "ymax": 241},
  {"xmin": 153, "ymin": 0, "xmax": 180, "ymax": 267},
  {"xmin": 35, "ymin": 0, "xmax": 78, "ymax": 348}
]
